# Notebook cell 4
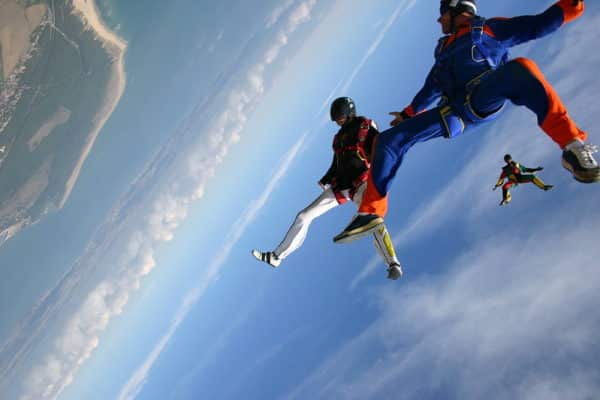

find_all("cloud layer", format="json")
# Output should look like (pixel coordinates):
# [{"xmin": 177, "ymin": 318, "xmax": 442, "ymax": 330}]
[
  {"xmin": 117, "ymin": 132, "xmax": 308, "ymax": 400},
  {"xmin": 2, "ymin": 1, "xmax": 322, "ymax": 400},
  {"xmin": 286, "ymin": 213, "xmax": 600, "ymax": 399}
]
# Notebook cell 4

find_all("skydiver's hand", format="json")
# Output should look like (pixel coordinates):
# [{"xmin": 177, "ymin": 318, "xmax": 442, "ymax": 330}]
[
  {"xmin": 534, "ymin": 166, "xmax": 544, "ymax": 172},
  {"xmin": 492, "ymin": 186, "xmax": 498, "ymax": 191},
  {"xmin": 389, "ymin": 112, "xmax": 405, "ymax": 127},
  {"xmin": 318, "ymin": 182, "xmax": 328, "ymax": 190}
]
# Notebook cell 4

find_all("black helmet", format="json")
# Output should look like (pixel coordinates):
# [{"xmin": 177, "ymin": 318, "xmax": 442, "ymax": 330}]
[
  {"xmin": 504, "ymin": 154, "xmax": 512, "ymax": 162},
  {"xmin": 439, "ymin": 0, "xmax": 477, "ymax": 16},
  {"xmin": 330, "ymin": 97, "xmax": 356, "ymax": 121}
]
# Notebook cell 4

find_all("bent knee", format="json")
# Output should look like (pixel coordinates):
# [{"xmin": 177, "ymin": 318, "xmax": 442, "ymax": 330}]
[{"xmin": 510, "ymin": 57, "xmax": 545, "ymax": 82}]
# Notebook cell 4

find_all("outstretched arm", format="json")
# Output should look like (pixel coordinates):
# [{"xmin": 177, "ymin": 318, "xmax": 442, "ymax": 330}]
[
  {"xmin": 390, "ymin": 65, "xmax": 442, "ymax": 126},
  {"xmin": 487, "ymin": 0, "xmax": 584, "ymax": 48},
  {"xmin": 520, "ymin": 164, "xmax": 544, "ymax": 173},
  {"xmin": 493, "ymin": 171, "xmax": 506, "ymax": 189}
]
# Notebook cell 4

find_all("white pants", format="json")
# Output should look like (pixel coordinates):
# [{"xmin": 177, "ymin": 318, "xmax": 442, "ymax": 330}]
[{"xmin": 274, "ymin": 182, "xmax": 399, "ymax": 266}]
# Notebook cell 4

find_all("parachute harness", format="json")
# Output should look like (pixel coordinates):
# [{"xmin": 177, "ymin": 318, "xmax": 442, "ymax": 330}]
[{"xmin": 331, "ymin": 118, "xmax": 373, "ymax": 203}]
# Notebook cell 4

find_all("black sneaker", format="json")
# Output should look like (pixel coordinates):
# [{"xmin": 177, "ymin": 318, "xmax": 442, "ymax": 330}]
[
  {"xmin": 251, "ymin": 250, "xmax": 281, "ymax": 268},
  {"xmin": 333, "ymin": 214, "xmax": 384, "ymax": 244},
  {"xmin": 387, "ymin": 263, "xmax": 403, "ymax": 280},
  {"xmin": 561, "ymin": 141, "xmax": 600, "ymax": 183}
]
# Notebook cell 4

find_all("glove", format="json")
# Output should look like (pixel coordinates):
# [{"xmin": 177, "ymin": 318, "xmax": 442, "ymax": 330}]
[
  {"xmin": 492, "ymin": 185, "xmax": 498, "ymax": 191},
  {"xmin": 534, "ymin": 166, "xmax": 544, "ymax": 172},
  {"xmin": 389, "ymin": 111, "xmax": 405, "ymax": 127},
  {"xmin": 389, "ymin": 110, "xmax": 412, "ymax": 127}
]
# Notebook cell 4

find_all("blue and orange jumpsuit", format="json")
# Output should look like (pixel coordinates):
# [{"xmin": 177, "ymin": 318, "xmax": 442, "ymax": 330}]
[{"xmin": 360, "ymin": 0, "xmax": 586, "ymax": 217}]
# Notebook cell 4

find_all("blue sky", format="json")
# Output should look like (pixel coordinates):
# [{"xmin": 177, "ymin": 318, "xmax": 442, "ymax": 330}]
[{"xmin": 1, "ymin": 1, "xmax": 600, "ymax": 399}]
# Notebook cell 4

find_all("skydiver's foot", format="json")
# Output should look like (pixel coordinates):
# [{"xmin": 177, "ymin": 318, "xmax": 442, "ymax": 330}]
[
  {"xmin": 333, "ymin": 214, "xmax": 384, "ymax": 244},
  {"xmin": 387, "ymin": 263, "xmax": 403, "ymax": 280},
  {"xmin": 543, "ymin": 185, "xmax": 553, "ymax": 191},
  {"xmin": 561, "ymin": 140, "xmax": 600, "ymax": 183},
  {"xmin": 251, "ymin": 250, "xmax": 281, "ymax": 268},
  {"xmin": 499, "ymin": 199, "xmax": 510, "ymax": 206}
]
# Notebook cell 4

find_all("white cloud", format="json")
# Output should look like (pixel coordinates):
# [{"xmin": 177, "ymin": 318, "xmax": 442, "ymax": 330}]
[
  {"xmin": 265, "ymin": 0, "xmax": 295, "ymax": 29},
  {"xmin": 11, "ymin": 1, "xmax": 322, "ymax": 392},
  {"xmin": 286, "ymin": 210, "xmax": 600, "ymax": 399},
  {"xmin": 287, "ymin": 0, "xmax": 317, "ymax": 30},
  {"xmin": 118, "ymin": 133, "xmax": 308, "ymax": 400},
  {"xmin": 265, "ymin": 32, "xmax": 289, "ymax": 65},
  {"xmin": 15, "ymin": 233, "xmax": 158, "ymax": 399}
]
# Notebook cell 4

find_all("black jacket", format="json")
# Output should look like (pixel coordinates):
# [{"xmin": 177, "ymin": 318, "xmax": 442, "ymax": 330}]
[{"xmin": 319, "ymin": 116, "xmax": 378, "ymax": 190}]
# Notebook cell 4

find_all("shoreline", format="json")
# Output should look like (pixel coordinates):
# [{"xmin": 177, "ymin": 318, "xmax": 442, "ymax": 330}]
[{"xmin": 61, "ymin": 0, "xmax": 128, "ymax": 207}]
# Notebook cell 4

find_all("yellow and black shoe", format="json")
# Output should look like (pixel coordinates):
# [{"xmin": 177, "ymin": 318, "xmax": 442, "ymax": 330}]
[{"xmin": 333, "ymin": 214, "xmax": 384, "ymax": 244}]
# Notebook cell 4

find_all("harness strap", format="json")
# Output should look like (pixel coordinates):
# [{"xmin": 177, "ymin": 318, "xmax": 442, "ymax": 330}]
[
  {"xmin": 332, "ymin": 118, "xmax": 372, "ymax": 168},
  {"xmin": 470, "ymin": 16, "xmax": 509, "ymax": 69},
  {"xmin": 331, "ymin": 118, "xmax": 373, "ymax": 203},
  {"xmin": 470, "ymin": 17, "xmax": 495, "ymax": 68},
  {"xmin": 356, "ymin": 119, "xmax": 372, "ymax": 168}
]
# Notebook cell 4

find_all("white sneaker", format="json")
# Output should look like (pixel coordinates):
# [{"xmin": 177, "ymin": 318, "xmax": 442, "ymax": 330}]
[
  {"xmin": 251, "ymin": 250, "xmax": 281, "ymax": 268},
  {"xmin": 561, "ymin": 140, "xmax": 600, "ymax": 183}
]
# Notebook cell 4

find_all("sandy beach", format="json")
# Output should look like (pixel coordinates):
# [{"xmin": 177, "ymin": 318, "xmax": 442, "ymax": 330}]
[
  {"xmin": 61, "ymin": 0, "xmax": 129, "ymax": 207},
  {"xmin": 0, "ymin": 0, "xmax": 129, "ymax": 246}
]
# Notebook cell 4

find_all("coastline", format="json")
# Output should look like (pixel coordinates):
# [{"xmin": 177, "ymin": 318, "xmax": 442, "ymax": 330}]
[{"xmin": 61, "ymin": 0, "xmax": 128, "ymax": 207}]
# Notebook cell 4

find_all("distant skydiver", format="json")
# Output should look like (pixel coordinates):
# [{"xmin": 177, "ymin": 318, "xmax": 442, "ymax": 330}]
[
  {"xmin": 333, "ymin": 0, "xmax": 599, "ymax": 243},
  {"xmin": 252, "ymin": 97, "xmax": 403, "ymax": 280},
  {"xmin": 493, "ymin": 154, "xmax": 553, "ymax": 206}
]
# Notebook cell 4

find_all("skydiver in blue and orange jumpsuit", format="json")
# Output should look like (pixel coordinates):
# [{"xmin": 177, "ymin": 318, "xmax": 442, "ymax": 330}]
[
  {"xmin": 493, "ymin": 154, "xmax": 553, "ymax": 206},
  {"xmin": 334, "ymin": 0, "xmax": 600, "ymax": 243}
]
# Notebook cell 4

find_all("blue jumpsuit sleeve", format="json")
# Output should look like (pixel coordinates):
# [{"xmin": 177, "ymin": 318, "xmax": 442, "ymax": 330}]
[
  {"xmin": 486, "ymin": 4, "xmax": 569, "ymax": 48},
  {"xmin": 408, "ymin": 65, "xmax": 443, "ymax": 114}
]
